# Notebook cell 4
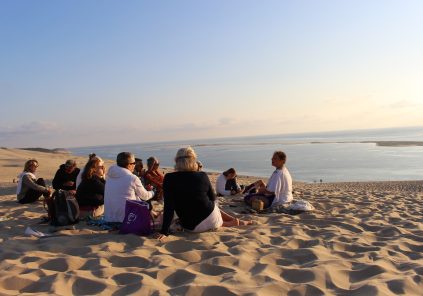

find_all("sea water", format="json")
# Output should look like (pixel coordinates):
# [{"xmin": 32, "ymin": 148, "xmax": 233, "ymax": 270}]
[{"xmin": 69, "ymin": 126, "xmax": 423, "ymax": 182}]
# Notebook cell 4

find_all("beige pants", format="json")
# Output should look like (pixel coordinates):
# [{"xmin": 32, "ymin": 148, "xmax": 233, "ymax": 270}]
[{"xmin": 192, "ymin": 203, "xmax": 223, "ymax": 232}]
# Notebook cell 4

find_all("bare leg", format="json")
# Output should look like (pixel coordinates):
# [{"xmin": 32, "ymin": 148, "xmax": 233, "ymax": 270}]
[{"xmin": 220, "ymin": 210, "xmax": 252, "ymax": 227}]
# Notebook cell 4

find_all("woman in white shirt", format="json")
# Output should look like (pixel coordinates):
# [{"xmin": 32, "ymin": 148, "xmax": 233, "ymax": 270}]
[
  {"xmin": 244, "ymin": 151, "xmax": 293, "ymax": 209},
  {"xmin": 216, "ymin": 168, "xmax": 242, "ymax": 196}
]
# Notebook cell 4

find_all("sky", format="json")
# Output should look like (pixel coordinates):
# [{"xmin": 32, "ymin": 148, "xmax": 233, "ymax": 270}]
[{"xmin": 1, "ymin": 0, "xmax": 423, "ymax": 148}]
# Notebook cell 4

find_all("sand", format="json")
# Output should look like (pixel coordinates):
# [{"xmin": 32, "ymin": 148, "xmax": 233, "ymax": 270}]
[{"xmin": 0, "ymin": 148, "xmax": 422, "ymax": 295}]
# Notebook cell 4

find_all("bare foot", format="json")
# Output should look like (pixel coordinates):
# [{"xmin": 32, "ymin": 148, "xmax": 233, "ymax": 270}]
[{"xmin": 239, "ymin": 220, "xmax": 253, "ymax": 226}]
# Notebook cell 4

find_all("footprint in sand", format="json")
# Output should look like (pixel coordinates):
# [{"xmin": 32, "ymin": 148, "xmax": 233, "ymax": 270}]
[
  {"xmin": 109, "ymin": 255, "xmax": 150, "ymax": 268},
  {"xmin": 111, "ymin": 273, "xmax": 143, "ymax": 285},
  {"xmin": 163, "ymin": 269, "xmax": 196, "ymax": 286},
  {"xmin": 72, "ymin": 277, "xmax": 107, "ymax": 295},
  {"xmin": 349, "ymin": 265, "xmax": 386, "ymax": 283},
  {"xmin": 280, "ymin": 269, "xmax": 315, "ymax": 283}
]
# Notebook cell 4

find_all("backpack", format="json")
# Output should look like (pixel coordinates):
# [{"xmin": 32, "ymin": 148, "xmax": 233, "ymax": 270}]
[{"xmin": 44, "ymin": 190, "xmax": 80, "ymax": 226}]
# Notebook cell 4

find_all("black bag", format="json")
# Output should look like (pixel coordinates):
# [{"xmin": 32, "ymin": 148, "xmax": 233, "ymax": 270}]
[{"xmin": 44, "ymin": 189, "xmax": 80, "ymax": 226}]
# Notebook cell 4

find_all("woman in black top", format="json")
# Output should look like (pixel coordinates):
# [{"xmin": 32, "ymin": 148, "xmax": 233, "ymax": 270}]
[
  {"xmin": 76, "ymin": 158, "xmax": 105, "ymax": 207},
  {"xmin": 159, "ymin": 147, "xmax": 251, "ymax": 237}
]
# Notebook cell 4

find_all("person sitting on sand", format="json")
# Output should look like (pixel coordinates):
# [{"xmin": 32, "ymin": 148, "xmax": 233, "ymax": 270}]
[
  {"xmin": 16, "ymin": 159, "xmax": 52, "ymax": 204},
  {"xmin": 52, "ymin": 159, "xmax": 80, "ymax": 191},
  {"xmin": 196, "ymin": 161, "xmax": 203, "ymax": 171},
  {"xmin": 244, "ymin": 151, "xmax": 293, "ymax": 209},
  {"xmin": 216, "ymin": 168, "xmax": 242, "ymax": 196},
  {"xmin": 158, "ymin": 147, "xmax": 252, "ymax": 238},
  {"xmin": 76, "ymin": 157, "xmax": 106, "ymax": 207},
  {"xmin": 104, "ymin": 152, "xmax": 155, "ymax": 223},
  {"xmin": 76, "ymin": 153, "xmax": 98, "ymax": 188},
  {"xmin": 133, "ymin": 158, "xmax": 146, "ymax": 181},
  {"xmin": 144, "ymin": 156, "xmax": 164, "ymax": 198}
]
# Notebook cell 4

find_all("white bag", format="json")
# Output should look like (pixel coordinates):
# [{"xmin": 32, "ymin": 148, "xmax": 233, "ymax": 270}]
[{"xmin": 288, "ymin": 199, "xmax": 314, "ymax": 211}]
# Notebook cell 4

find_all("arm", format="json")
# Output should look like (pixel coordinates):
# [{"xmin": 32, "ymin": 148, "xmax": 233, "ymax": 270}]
[
  {"xmin": 216, "ymin": 175, "xmax": 231, "ymax": 196},
  {"xmin": 52, "ymin": 169, "xmax": 62, "ymax": 190},
  {"xmin": 22, "ymin": 174, "xmax": 48, "ymax": 192},
  {"xmin": 206, "ymin": 174, "xmax": 216, "ymax": 202},
  {"xmin": 160, "ymin": 176, "xmax": 175, "ymax": 235},
  {"xmin": 261, "ymin": 172, "xmax": 281, "ymax": 195},
  {"xmin": 134, "ymin": 177, "xmax": 154, "ymax": 201},
  {"xmin": 145, "ymin": 171, "xmax": 163, "ymax": 189}
]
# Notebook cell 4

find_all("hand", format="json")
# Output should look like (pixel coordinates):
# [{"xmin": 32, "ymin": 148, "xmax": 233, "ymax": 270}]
[
  {"xmin": 258, "ymin": 187, "xmax": 266, "ymax": 194},
  {"xmin": 153, "ymin": 232, "xmax": 167, "ymax": 242},
  {"xmin": 64, "ymin": 181, "xmax": 74, "ymax": 186}
]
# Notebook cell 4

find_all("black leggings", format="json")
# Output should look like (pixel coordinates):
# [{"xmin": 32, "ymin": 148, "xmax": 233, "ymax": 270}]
[
  {"xmin": 18, "ymin": 178, "xmax": 46, "ymax": 204},
  {"xmin": 225, "ymin": 178, "xmax": 240, "ymax": 192}
]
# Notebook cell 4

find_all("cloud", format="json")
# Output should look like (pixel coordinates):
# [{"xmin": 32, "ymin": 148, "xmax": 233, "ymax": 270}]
[
  {"xmin": 386, "ymin": 100, "xmax": 420, "ymax": 109},
  {"xmin": 0, "ymin": 121, "xmax": 60, "ymax": 137}
]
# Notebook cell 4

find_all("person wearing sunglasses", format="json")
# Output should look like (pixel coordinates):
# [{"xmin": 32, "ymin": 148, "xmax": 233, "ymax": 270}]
[
  {"xmin": 76, "ymin": 158, "xmax": 106, "ymax": 209},
  {"xmin": 16, "ymin": 159, "xmax": 52, "ymax": 204},
  {"xmin": 104, "ymin": 152, "xmax": 155, "ymax": 223}
]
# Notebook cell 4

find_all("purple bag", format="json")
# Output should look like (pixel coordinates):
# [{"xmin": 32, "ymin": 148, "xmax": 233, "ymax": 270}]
[{"xmin": 119, "ymin": 199, "xmax": 152, "ymax": 236}]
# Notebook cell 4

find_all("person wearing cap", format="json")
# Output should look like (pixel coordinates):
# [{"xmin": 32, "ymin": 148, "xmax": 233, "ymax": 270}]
[
  {"xmin": 52, "ymin": 159, "xmax": 80, "ymax": 191},
  {"xmin": 216, "ymin": 168, "xmax": 242, "ymax": 196}
]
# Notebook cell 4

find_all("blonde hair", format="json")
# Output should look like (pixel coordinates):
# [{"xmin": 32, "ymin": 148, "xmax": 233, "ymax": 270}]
[
  {"xmin": 24, "ymin": 159, "xmax": 38, "ymax": 172},
  {"xmin": 174, "ymin": 146, "xmax": 198, "ymax": 172}
]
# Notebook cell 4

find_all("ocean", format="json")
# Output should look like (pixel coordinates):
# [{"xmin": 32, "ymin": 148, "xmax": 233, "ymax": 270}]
[{"xmin": 68, "ymin": 126, "xmax": 423, "ymax": 182}]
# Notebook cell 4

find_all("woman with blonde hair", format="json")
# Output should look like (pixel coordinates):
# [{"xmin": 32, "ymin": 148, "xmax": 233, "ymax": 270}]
[
  {"xmin": 16, "ymin": 159, "xmax": 52, "ymax": 204},
  {"xmin": 158, "ymin": 147, "xmax": 251, "ymax": 238}
]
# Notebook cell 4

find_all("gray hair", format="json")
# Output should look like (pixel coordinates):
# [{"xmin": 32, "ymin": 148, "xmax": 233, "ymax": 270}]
[
  {"xmin": 174, "ymin": 146, "xmax": 198, "ymax": 172},
  {"xmin": 117, "ymin": 152, "xmax": 135, "ymax": 168}
]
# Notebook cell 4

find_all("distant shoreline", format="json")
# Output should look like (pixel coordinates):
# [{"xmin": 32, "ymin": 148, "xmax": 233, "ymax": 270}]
[
  {"xmin": 10, "ymin": 147, "xmax": 71, "ymax": 154},
  {"xmin": 310, "ymin": 140, "xmax": 423, "ymax": 147}
]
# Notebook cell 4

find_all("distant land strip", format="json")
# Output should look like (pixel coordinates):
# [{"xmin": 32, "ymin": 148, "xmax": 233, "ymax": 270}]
[
  {"xmin": 16, "ymin": 147, "xmax": 71, "ymax": 153},
  {"xmin": 311, "ymin": 141, "xmax": 423, "ymax": 147}
]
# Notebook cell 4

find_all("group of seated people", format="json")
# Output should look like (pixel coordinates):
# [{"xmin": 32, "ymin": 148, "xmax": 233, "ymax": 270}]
[{"xmin": 16, "ymin": 147, "xmax": 293, "ymax": 238}]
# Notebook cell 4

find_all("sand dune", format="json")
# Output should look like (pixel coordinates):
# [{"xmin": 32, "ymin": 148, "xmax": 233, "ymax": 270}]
[{"xmin": 0, "ymin": 148, "xmax": 422, "ymax": 295}]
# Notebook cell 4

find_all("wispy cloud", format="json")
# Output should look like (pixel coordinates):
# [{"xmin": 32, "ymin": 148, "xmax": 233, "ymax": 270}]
[
  {"xmin": 386, "ymin": 100, "xmax": 421, "ymax": 109},
  {"xmin": 0, "ymin": 121, "xmax": 60, "ymax": 137}
]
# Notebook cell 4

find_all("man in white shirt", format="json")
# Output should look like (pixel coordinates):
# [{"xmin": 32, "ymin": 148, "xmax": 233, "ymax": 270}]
[
  {"xmin": 104, "ymin": 152, "xmax": 155, "ymax": 223},
  {"xmin": 244, "ymin": 151, "xmax": 293, "ymax": 208}
]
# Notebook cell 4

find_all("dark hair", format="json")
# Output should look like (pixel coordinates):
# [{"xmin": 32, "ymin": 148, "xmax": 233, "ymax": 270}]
[
  {"xmin": 273, "ymin": 151, "xmax": 287, "ymax": 162},
  {"xmin": 147, "ymin": 157, "xmax": 159, "ymax": 170},
  {"xmin": 117, "ymin": 152, "xmax": 134, "ymax": 167},
  {"xmin": 82, "ymin": 158, "xmax": 101, "ymax": 180},
  {"xmin": 223, "ymin": 168, "xmax": 236, "ymax": 177},
  {"xmin": 134, "ymin": 159, "xmax": 144, "ymax": 172},
  {"xmin": 88, "ymin": 153, "xmax": 96, "ymax": 160}
]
